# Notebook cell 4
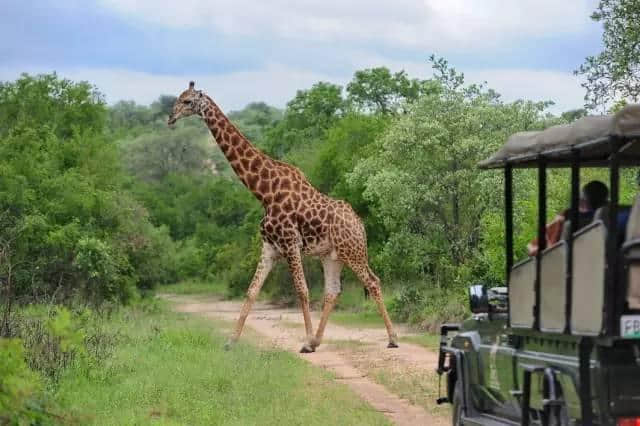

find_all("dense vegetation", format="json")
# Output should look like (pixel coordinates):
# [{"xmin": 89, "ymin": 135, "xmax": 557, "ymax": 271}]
[
  {"xmin": 576, "ymin": 0, "xmax": 640, "ymax": 110},
  {"xmin": 3, "ymin": 0, "xmax": 640, "ymax": 417},
  {"xmin": 0, "ymin": 62, "xmax": 633, "ymax": 324}
]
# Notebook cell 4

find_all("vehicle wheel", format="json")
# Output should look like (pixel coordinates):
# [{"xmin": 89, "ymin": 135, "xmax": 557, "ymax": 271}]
[{"xmin": 452, "ymin": 381, "xmax": 463, "ymax": 426}]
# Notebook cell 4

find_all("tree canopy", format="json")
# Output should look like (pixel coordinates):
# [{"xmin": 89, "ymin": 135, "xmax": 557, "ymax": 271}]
[
  {"xmin": 2, "ymin": 58, "xmax": 606, "ymax": 325},
  {"xmin": 346, "ymin": 67, "xmax": 434, "ymax": 114},
  {"xmin": 576, "ymin": 0, "xmax": 640, "ymax": 109}
]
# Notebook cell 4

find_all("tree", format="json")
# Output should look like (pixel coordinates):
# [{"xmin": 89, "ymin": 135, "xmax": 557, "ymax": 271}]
[
  {"xmin": 576, "ymin": 0, "xmax": 640, "ymax": 109},
  {"xmin": 561, "ymin": 108, "xmax": 588, "ymax": 122},
  {"xmin": 108, "ymin": 100, "xmax": 154, "ymax": 131},
  {"xmin": 0, "ymin": 73, "xmax": 105, "ymax": 139},
  {"xmin": 263, "ymin": 82, "xmax": 344, "ymax": 157},
  {"xmin": 349, "ymin": 58, "xmax": 551, "ymax": 287},
  {"xmin": 0, "ymin": 216, "xmax": 18, "ymax": 337},
  {"xmin": 228, "ymin": 102, "xmax": 282, "ymax": 146},
  {"xmin": 285, "ymin": 82, "xmax": 345, "ymax": 130},
  {"xmin": 151, "ymin": 95, "xmax": 178, "ymax": 119},
  {"xmin": 347, "ymin": 67, "xmax": 434, "ymax": 114},
  {"xmin": 122, "ymin": 126, "xmax": 212, "ymax": 182},
  {"xmin": 0, "ymin": 73, "xmax": 177, "ymax": 303}
]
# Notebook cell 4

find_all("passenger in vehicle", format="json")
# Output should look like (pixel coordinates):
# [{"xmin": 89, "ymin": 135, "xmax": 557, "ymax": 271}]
[{"xmin": 527, "ymin": 180, "xmax": 608, "ymax": 256}]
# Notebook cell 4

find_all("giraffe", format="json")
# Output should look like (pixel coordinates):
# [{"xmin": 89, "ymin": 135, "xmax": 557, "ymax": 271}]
[{"xmin": 168, "ymin": 82, "xmax": 398, "ymax": 352}]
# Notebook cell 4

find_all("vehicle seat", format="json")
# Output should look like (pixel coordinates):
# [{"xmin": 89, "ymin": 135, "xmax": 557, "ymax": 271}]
[
  {"xmin": 571, "ymin": 222, "xmax": 606, "ymax": 335},
  {"xmin": 560, "ymin": 211, "xmax": 598, "ymax": 241},
  {"xmin": 626, "ymin": 195, "xmax": 640, "ymax": 241},
  {"xmin": 561, "ymin": 220, "xmax": 571, "ymax": 241},
  {"xmin": 540, "ymin": 242, "xmax": 567, "ymax": 332},
  {"xmin": 625, "ymin": 194, "xmax": 640, "ymax": 309},
  {"xmin": 594, "ymin": 206, "xmax": 609, "ymax": 226}
]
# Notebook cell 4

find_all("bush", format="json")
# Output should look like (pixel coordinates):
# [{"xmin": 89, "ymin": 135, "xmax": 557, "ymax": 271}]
[
  {"xmin": 0, "ymin": 73, "xmax": 178, "ymax": 305},
  {"xmin": 0, "ymin": 338, "xmax": 46, "ymax": 424},
  {"xmin": 7, "ymin": 306, "xmax": 118, "ymax": 385},
  {"xmin": 388, "ymin": 284, "xmax": 426, "ymax": 322},
  {"xmin": 388, "ymin": 284, "xmax": 468, "ymax": 331}
]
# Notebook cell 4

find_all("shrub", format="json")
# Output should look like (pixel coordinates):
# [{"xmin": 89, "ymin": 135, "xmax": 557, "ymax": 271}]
[
  {"xmin": 8, "ymin": 306, "xmax": 118, "ymax": 385},
  {"xmin": 0, "ymin": 338, "xmax": 45, "ymax": 424}
]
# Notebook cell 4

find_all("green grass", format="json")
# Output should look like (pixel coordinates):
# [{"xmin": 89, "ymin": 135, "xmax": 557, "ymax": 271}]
[
  {"xmin": 399, "ymin": 334, "xmax": 441, "ymax": 352},
  {"xmin": 54, "ymin": 300, "xmax": 389, "ymax": 425},
  {"xmin": 327, "ymin": 282, "xmax": 393, "ymax": 328},
  {"xmin": 373, "ymin": 367, "xmax": 450, "ymax": 420},
  {"xmin": 158, "ymin": 280, "xmax": 228, "ymax": 296},
  {"xmin": 330, "ymin": 310, "xmax": 386, "ymax": 328}
]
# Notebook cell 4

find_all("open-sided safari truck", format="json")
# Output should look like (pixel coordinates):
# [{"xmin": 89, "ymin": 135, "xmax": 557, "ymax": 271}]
[{"xmin": 436, "ymin": 105, "xmax": 640, "ymax": 426}]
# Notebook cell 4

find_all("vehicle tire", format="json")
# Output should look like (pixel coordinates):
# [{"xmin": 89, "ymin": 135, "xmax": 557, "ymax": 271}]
[{"xmin": 452, "ymin": 381, "xmax": 463, "ymax": 426}]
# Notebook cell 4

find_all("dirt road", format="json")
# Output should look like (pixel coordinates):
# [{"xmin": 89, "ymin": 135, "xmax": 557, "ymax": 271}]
[{"xmin": 163, "ymin": 294, "xmax": 450, "ymax": 426}]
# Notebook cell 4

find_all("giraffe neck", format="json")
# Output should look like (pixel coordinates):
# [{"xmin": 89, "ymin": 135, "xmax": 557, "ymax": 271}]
[{"xmin": 200, "ymin": 96, "xmax": 272, "ymax": 203}]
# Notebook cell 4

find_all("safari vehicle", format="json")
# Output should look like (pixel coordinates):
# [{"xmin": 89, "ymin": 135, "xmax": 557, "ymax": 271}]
[{"xmin": 436, "ymin": 105, "xmax": 640, "ymax": 426}]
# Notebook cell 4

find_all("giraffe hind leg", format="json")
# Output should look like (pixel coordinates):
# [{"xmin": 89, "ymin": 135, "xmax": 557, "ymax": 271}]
[{"xmin": 349, "ymin": 262, "xmax": 398, "ymax": 348}]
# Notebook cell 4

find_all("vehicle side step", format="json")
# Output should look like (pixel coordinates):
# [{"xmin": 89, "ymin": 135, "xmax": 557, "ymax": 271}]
[{"xmin": 462, "ymin": 414, "xmax": 520, "ymax": 426}]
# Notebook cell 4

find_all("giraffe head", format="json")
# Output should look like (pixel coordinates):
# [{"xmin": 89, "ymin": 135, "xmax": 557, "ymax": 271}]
[{"xmin": 167, "ymin": 81, "xmax": 205, "ymax": 126}]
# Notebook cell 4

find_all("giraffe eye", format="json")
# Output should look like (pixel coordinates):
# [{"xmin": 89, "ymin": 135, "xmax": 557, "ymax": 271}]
[{"xmin": 184, "ymin": 100, "xmax": 192, "ymax": 105}]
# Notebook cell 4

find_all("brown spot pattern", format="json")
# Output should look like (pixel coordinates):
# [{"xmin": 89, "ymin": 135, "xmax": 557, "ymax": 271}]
[{"xmin": 190, "ymin": 92, "xmax": 397, "ymax": 350}]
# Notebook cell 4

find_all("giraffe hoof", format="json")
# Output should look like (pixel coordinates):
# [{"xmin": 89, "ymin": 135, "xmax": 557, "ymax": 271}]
[
  {"xmin": 387, "ymin": 342, "xmax": 399, "ymax": 349},
  {"xmin": 224, "ymin": 340, "xmax": 234, "ymax": 351},
  {"xmin": 300, "ymin": 344, "xmax": 315, "ymax": 353}
]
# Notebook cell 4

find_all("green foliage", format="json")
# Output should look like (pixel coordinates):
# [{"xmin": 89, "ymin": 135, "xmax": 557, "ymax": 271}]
[
  {"xmin": 45, "ymin": 307, "xmax": 87, "ymax": 355},
  {"xmin": 0, "ymin": 73, "xmax": 175, "ymax": 305},
  {"xmin": 160, "ymin": 280, "xmax": 228, "ymax": 296},
  {"xmin": 0, "ymin": 304, "xmax": 123, "ymax": 423},
  {"xmin": 8, "ymin": 306, "xmax": 111, "ymax": 385},
  {"xmin": 263, "ymin": 82, "xmax": 345, "ymax": 157},
  {"xmin": 576, "ymin": 0, "xmax": 640, "ymax": 109},
  {"xmin": 0, "ymin": 338, "xmax": 45, "ymax": 424},
  {"xmin": 3, "ymin": 57, "xmax": 615, "ymax": 333},
  {"xmin": 53, "ymin": 303, "xmax": 389, "ymax": 425},
  {"xmin": 0, "ymin": 73, "xmax": 105, "ymax": 140},
  {"xmin": 122, "ymin": 124, "xmax": 212, "ymax": 182},
  {"xmin": 228, "ymin": 102, "xmax": 283, "ymax": 147},
  {"xmin": 107, "ymin": 95, "xmax": 177, "ymax": 139},
  {"xmin": 346, "ymin": 67, "xmax": 436, "ymax": 114},
  {"xmin": 560, "ymin": 108, "xmax": 588, "ymax": 122},
  {"xmin": 350, "ymin": 58, "xmax": 552, "ymax": 291}
]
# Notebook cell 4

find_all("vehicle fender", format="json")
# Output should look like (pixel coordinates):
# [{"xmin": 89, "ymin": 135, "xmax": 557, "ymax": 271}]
[
  {"xmin": 451, "ymin": 331, "xmax": 482, "ymax": 385},
  {"xmin": 452, "ymin": 330, "xmax": 482, "ymax": 352}
]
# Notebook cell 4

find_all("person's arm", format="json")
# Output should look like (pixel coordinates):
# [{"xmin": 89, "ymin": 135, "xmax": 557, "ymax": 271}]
[{"xmin": 527, "ymin": 214, "xmax": 566, "ymax": 257}]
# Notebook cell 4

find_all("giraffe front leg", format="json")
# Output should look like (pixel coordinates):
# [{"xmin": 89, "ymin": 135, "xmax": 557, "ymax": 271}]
[
  {"xmin": 285, "ymin": 249, "xmax": 315, "ymax": 353},
  {"xmin": 226, "ymin": 242, "xmax": 278, "ymax": 349},
  {"xmin": 310, "ymin": 258, "xmax": 343, "ymax": 350}
]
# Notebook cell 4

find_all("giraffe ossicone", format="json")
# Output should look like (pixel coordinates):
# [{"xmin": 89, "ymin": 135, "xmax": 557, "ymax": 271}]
[{"xmin": 168, "ymin": 81, "xmax": 398, "ymax": 352}]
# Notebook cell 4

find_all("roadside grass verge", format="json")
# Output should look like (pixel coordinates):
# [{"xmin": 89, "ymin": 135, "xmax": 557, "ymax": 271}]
[
  {"xmin": 373, "ymin": 366, "xmax": 450, "ymax": 420},
  {"xmin": 54, "ymin": 299, "xmax": 389, "ymax": 425},
  {"xmin": 334, "ymin": 343, "xmax": 450, "ymax": 423},
  {"xmin": 329, "ymin": 282, "xmax": 392, "ymax": 328},
  {"xmin": 326, "ymin": 339, "xmax": 374, "ymax": 350},
  {"xmin": 330, "ymin": 310, "xmax": 386, "ymax": 328},
  {"xmin": 158, "ymin": 280, "xmax": 228, "ymax": 296},
  {"xmin": 399, "ymin": 334, "xmax": 440, "ymax": 352}
]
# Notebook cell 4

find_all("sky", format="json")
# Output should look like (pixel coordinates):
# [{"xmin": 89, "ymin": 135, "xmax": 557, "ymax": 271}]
[{"xmin": 0, "ymin": 0, "xmax": 603, "ymax": 114}]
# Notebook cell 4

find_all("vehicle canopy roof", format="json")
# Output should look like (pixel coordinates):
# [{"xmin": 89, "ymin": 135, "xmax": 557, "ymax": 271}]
[{"xmin": 479, "ymin": 104, "xmax": 640, "ymax": 169}]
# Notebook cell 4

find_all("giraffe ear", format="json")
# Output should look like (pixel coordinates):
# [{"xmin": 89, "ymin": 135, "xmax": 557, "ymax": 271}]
[{"xmin": 189, "ymin": 81, "xmax": 195, "ymax": 90}]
